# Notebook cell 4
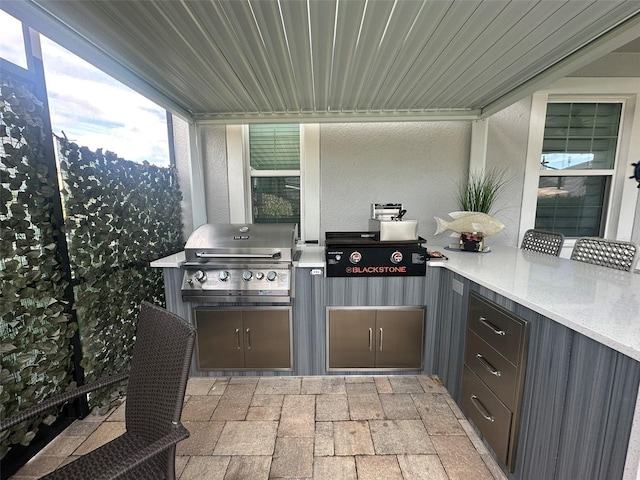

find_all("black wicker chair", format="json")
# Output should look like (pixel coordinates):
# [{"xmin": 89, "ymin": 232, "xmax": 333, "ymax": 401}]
[
  {"xmin": 520, "ymin": 229, "xmax": 565, "ymax": 256},
  {"xmin": 0, "ymin": 302, "xmax": 196, "ymax": 480},
  {"xmin": 570, "ymin": 237, "xmax": 639, "ymax": 272}
]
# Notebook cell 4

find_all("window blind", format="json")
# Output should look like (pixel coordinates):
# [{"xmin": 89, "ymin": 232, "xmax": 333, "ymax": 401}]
[
  {"xmin": 249, "ymin": 124, "xmax": 300, "ymax": 171},
  {"xmin": 248, "ymin": 124, "xmax": 300, "ymax": 224}
]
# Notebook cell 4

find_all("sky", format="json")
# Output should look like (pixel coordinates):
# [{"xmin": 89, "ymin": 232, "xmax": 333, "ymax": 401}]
[{"xmin": 0, "ymin": 10, "xmax": 170, "ymax": 166}]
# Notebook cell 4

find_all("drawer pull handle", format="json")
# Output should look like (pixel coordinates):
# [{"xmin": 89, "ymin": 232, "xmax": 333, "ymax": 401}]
[
  {"xmin": 476, "ymin": 354, "xmax": 501, "ymax": 377},
  {"xmin": 369, "ymin": 328, "xmax": 373, "ymax": 352},
  {"xmin": 470, "ymin": 395, "xmax": 495, "ymax": 422},
  {"xmin": 479, "ymin": 316, "xmax": 506, "ymax": 336}
]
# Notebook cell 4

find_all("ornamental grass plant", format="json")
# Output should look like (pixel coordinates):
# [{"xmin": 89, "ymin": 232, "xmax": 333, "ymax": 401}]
[{"xmin": 457, "ymin": 167, "xmax": 510, "ymax": 215}]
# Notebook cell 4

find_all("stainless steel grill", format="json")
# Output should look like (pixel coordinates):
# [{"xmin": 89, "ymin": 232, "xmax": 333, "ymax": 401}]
[{"xmin": 181, "ymin": 223, "xmax": 298, "ymax": 303}]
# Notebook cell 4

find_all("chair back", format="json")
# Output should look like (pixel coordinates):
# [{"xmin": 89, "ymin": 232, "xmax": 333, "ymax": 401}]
[
  {"xmin": 125, "ymin": 302, "xmax": 196, "ymax": 441},
  {"xmin": 570, "ymin": 237, "xmax": 639, "ymax": 272},
  {"xmin": 521, "ymin": 229, "xmax": 564, "ymax": 256}
]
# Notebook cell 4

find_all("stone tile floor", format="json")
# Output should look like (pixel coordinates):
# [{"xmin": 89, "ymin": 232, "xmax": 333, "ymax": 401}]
[{"xmin": 10, "ymin": 375, "xmax": 508, "ymax": 480}]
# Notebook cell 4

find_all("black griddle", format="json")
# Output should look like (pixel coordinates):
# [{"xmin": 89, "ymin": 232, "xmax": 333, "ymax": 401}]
[
  {"xmin": 325, "ymin": 231, "xmax": 426, "ymax": 247},
  {"xmin": 324, "ymin": 232, "xmax": 427, "ymax": 277}
]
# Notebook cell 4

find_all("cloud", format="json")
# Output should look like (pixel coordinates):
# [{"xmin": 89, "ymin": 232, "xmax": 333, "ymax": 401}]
[
  {"xmin": 39, "ymin": 36, "xmax": 171, "ymax": 165},
  {"xmin": 2, "ymin": 12, "xmax": 170, "ymax": 165},
  {"xmin": 0, "ymin": 11, "xmax": 29, "ymax": 69}
]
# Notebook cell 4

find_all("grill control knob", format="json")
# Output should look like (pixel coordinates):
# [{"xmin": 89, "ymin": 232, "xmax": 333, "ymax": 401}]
[
  {"xmin": 242, "ymin": 271, "xmax": 253, "ymax": 281},
  {"xmin": 219, "ymin": 271, "xmax": 229, "ymax": 282},
  {"xmin": 266, "ymin": 271, "xmax": 277, "ymax": 282},
  {"xmin": 255, "ymin": 272, "xmax": 264, "ymax": 280},
  {"xmin": 194, "ymin": 270, "xmax": 207, "ymax": 283}
]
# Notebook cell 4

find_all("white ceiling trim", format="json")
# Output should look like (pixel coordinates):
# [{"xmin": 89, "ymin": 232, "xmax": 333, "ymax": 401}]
[{"xmin": 193, "ymin": 108, "xmax": 483, "ymax": 125}]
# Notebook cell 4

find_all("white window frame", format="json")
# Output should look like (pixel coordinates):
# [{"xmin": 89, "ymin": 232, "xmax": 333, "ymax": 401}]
[
  {"xmin": 520, "ymin": 78, "xmax": 640, "ymax": 255},
  {"xmin": 226, "ymin": 124, "xmax": 320, "ymax": 243}
]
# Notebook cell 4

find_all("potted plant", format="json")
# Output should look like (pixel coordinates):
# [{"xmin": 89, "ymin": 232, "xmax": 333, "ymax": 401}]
[
  {"xmin": 434, "ymin": 167, "xmax": 510, "ymax": 251},
  {"xmin": 457, "ymin": 167, "xmax": 509, "ymax": 214}
]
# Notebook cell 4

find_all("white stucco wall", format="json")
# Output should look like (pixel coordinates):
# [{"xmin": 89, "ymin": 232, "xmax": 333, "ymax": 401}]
[
  {"xmin": 485, "ymin": 97, "xmax": 533, "ymax": 247},
  {"xmin": 198, "ymin": 124, "xmax": 230, "ymax": 225},
  {"xmin": 570, "ymin": 53, "xmax": 640, "ymax": 78},
  {"xmin": 171, "ymin": 115, "xmax": 194, "ymax": 237},
  {"xmin": 634, "ymin": 199, "xmax": 640, "ymax": 246},
  {"xmin": 319, "ymin": 121, "xmax": 471, "ymax": 247},
  {"xmin": 187, "ymin": 117, "xmax": 536, "ymax": 248},
  {"xmin": 181, "ymin": 99, "xmax": 635, "ymax": 249}
]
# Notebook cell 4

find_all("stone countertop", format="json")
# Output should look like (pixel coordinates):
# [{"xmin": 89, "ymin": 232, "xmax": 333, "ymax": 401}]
[
  {"xmin": 295, "ymin": 245, "xmax": 325, "ymax": 268},
  {"xmin": 428, "ymin": 245, "xmax": 640, "ymax": 362},
  {"xmin": 150, "ymin": 251, "xmax": 185, "ymax": 268}
]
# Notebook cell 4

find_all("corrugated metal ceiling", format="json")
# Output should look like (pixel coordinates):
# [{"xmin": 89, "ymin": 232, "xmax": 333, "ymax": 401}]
[{"xmin": 5, "ymin": 0, "xmax": 640, "ymax": 123}]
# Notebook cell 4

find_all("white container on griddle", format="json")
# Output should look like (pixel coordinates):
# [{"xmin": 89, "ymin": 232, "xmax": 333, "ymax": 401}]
[{"xmin": 369, "ymin": 203, "xmax": 418, "ymax": 241}]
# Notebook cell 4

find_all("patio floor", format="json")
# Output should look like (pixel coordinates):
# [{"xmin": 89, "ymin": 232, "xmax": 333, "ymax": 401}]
[{"xmin": 9, "ymin": 375, "xmax": 507, "ymax": 479}]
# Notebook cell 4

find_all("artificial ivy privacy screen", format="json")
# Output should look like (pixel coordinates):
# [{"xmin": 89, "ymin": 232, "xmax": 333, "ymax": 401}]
[
  {"xmin": 1, "ymin": 69, "xmax": 184, "ymax": 459},
  {"xmin": 57, "ymin": 139, "xmax": 183, "ymax": 411},
  {"xmin": 1, "ymin": 77, "xmax": 76, "ymax": 459}
]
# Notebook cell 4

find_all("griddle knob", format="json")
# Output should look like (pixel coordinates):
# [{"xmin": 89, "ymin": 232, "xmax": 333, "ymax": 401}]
[
  {"xmin": 194, "ymin": 270, "xmax": 207, "ymax": 283},
  {"xmin": 267, "ymin": 271, "xmax": 277, "ymax": 282},
  {"xmin": 242, "ymin": 271, "xmax": 253, "ymax": 281},
  {"xmin": 219, "ymin": 271, "xmax": 229, "ymax": 282}
]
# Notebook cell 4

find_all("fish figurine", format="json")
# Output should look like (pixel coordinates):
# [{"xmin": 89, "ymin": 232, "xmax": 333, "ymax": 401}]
[{"xmin": 434, "ymin": 211, "xmax": 505, "ymax": 236}]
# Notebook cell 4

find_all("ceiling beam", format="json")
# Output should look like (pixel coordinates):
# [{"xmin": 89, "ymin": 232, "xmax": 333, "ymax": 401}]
[{"xmin": 193, "ymin": 109, "xmax": 482, "ymax": 125}]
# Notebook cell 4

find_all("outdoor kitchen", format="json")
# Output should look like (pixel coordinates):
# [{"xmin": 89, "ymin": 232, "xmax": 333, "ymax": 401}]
[
  {"xmin": 4, "ymin": 2, "xmax": 640, "ymax": 480},
  {"xmin": 151, "ymin": 186, "xmax": 640, "ymax": 480},
  {"xmin": 153, "ymin": 203, "xmax": 434, "ymax": 377}
]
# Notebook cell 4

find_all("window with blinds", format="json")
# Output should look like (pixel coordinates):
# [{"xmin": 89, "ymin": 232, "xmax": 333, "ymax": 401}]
[
  {"xmin": 248, "ymin": 124, "xmax": 300, "ymax": 224},
  {"xmin": 535, "ymin": 102, "xmax": 621, "ymax": 237}
]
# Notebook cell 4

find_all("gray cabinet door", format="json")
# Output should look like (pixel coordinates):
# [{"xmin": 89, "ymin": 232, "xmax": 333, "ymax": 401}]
[
  {"xmin": 194, "ymin": 309, "xmax": 244, "ymax": 370},
  {"xmin": 328, "ymin": 308, "xmax": 424, "ymax": 369},
  {"xmin": 328, "ymin": 309, "xmax": 376, "ymax": 368},
  {"xmin": 243, "ymin": 309, "xmax": 291, "ymax": 369},
  {"xmin": 375, "ymin": 308, "xmax": 424, "ymax": 368}
]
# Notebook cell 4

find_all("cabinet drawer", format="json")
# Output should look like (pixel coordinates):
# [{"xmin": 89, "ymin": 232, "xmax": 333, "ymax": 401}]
[
  {"xmin": 468, "ymin": 293, "xmax": 525, "ymax": 365},
  {"xmin": 461, "ymin": 365, "xmax": 512, "ymax": 466},
  {"xmin": 465, "ymin": 329, "xmax": 519, "ymax": 410}
]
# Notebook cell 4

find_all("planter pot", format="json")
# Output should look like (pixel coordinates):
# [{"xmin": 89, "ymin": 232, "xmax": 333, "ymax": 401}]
[{"xmin": 459, "ymin": 232, "xmax": 484, "ymax": 252}]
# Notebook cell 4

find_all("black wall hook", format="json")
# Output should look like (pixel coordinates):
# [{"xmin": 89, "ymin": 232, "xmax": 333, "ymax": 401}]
[{"xmin": 631, "ymin": 162, "xmax": 640, "ymax": 188}]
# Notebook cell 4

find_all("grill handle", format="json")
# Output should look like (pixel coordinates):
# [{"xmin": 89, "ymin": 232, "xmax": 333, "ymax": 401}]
[{"xmin": 195, "ymin": 251, "xmax": 282, "ymax": 259}]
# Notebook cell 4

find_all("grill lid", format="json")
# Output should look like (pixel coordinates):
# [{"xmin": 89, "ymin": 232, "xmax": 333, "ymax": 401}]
[{"xmin": 184, "ymin": 223, "xmax": 298, "ymax": 264}]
